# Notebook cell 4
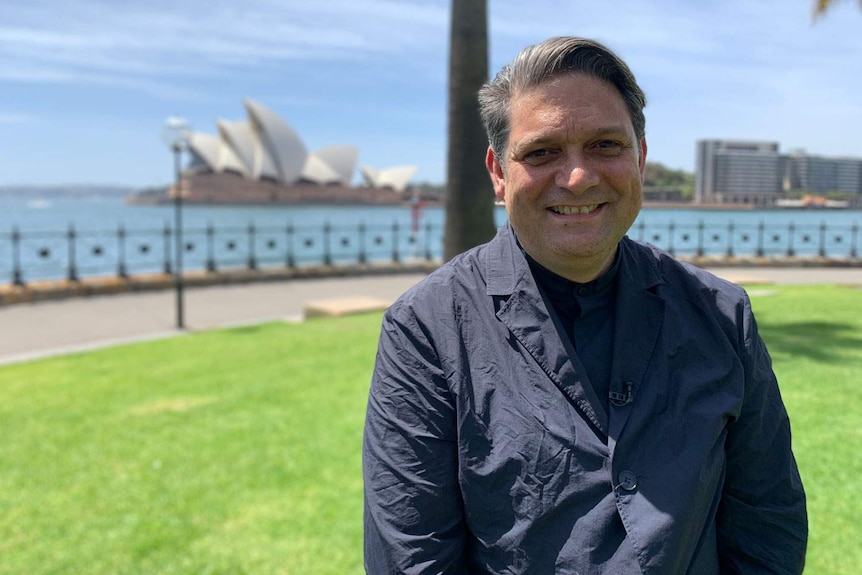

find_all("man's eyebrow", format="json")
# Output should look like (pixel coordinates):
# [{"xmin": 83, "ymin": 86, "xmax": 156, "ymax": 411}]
[
  {"xmin": 510, "ymin": 135, "xmax": 557, "ymax": 155},
  {"xmin": 511, "ymin": 125, "xmax": 633, "ymax": 154}
]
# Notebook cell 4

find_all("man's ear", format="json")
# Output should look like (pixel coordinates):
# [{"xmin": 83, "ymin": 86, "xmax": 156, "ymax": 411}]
[
  {"xmin": 638, "ymin": 137, "xmax": 648, "ymax": 180},
  {"xmin": 486, "ymin": 146, "xmax": 506, "ymax": 202}
]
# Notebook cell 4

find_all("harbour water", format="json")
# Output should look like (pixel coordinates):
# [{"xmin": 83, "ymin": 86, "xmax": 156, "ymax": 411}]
[
  {"xmin": 1, "ymin": 195, "xmax": 859, "ymax": 283},
  {"xmin": 2, "ymin": 194, "xmax": 860, "ymax": 231}
]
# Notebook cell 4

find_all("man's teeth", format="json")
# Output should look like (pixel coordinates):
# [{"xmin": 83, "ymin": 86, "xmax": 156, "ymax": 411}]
[{"xmin": 551, "ymin": 204, "xmax": 599, "ymax": 215}]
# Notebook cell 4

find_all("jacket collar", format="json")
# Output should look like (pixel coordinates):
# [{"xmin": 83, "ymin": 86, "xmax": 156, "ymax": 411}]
[
  {"xmin": 484, "ymin": 222, "xmax": 664, "ymax": 297},
  {"xmin": 485, "ymin": 223, "xmax": 523, "ymax": 297},
  {"xmin": 484, "ymin": 223, "xmax": 666, "ymax": 437}
]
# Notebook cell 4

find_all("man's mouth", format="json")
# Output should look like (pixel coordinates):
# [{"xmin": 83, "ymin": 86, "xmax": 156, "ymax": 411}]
[{"xmin": 549, "ymin": 204, "xmax": 601, "ymax": 215}]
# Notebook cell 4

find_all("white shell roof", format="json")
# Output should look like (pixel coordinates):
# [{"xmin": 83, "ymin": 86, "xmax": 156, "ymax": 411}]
[
  {"xmin": 218, "ymin": 144, "xmax": 247, "ymax": 176},
  {"xmin": 313, "ymin": 145, "xmax": 358, "ymax": 186},
  {"xmin": 302, "ymin": 154, "xmax": 343, "ymax": 184},
  {"xmin": 245, "ymin": 99, "xmax": 307, "ymax": 184},
  {"xmin": 181, "ymin": 100, "xmax": 416, "ymax": 189},
  {"xmin": 188, "ymin": 133, "xmax": 221, "ymax": 172},
  {"xmin": 360, "ymin": 165, "xmax": 380, "ymax": 185},
  {"xmin": 217, "ymin": 119, "xmax": 255, "ymax": 178},
  {"xmin": 361, "ymin": 164, "xmax": 418, "ymax": 192},
  {"xmin": 187, "ymin": 131, "xmax": 248, "ymax": 177}
]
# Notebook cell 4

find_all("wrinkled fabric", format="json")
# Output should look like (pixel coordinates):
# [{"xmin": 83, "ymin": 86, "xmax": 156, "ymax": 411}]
[
  {"xmin": 526, "ymin": 251, "xmax": 619, "ymax": 406},
  {"xmin": 363, "ymin": 224, "xmax": 807, "ymax": 575}
]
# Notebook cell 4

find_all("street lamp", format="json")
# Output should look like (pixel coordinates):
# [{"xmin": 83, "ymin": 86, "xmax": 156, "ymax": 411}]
[{"xmin": 162, "ymin": 115, "xmax": 191, "ymax": 330}]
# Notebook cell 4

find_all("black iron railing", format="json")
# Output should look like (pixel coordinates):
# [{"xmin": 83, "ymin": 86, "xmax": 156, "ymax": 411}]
[{"xmin": 1, "ymin": 219, "xmax": 859, "ymax": 286}]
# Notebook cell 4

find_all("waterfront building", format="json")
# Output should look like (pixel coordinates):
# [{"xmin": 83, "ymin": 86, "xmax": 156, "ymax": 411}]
[
  {"xmin": 642, "ymin": 187, "xmax": 686, "ymax": 203},
  {"xmin": 695, "ymin": 140, "xmax": 783, "ymax": 206},
  {"xmin": 785, "ymin": 151, "xmax": 862, "ymax": 195},
  {"xmin": 360, "ymin": 165, "xmax": 419, "ymax": 192},
  {"xmin": 170, "ymin": 99, "xmax": 419, "ymax": 205},
  {"xmin": 696, "ymin": 139, "xmax": 862, "ymax": 206}
]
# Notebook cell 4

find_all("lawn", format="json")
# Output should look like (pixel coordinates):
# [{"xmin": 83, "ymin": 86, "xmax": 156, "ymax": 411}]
[
  {"xmin": 746, "ymin": 284, "xmax": 862, "ymax": 575},
  {"xmin": 0, "ymin": 284, "xmax": 860, "ymax": 574}
]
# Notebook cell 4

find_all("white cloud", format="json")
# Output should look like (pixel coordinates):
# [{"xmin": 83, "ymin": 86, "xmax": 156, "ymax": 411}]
[
  {"xmin": 1, "ymin": 0, "xmax": 860, "ymax": 184},
  {"xmin": 0, "ymin": 0, "xmax": 449, "ymax": 95}
]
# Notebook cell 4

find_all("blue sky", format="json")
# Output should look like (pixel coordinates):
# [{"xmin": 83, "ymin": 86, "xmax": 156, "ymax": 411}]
[{"xmin": 1, "ymin": 0, "xmax": 860, "ymax": 188}]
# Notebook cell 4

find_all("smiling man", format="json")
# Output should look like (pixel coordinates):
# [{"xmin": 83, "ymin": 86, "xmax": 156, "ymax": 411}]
[
  {"xmin": 487, "ymin": 70, "xmax": 645, "ymax": 284},
  {"xmin": 363, "ymin": 37, "xmax": 807, "ymax": 574}
]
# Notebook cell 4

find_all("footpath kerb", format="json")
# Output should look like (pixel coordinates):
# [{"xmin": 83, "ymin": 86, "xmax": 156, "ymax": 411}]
[{"xmin": 1, "ymin": 265, "xmax": 861, "ymax": 367}]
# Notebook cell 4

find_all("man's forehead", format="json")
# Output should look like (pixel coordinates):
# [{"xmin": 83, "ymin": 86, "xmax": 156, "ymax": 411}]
[{"xmin": 508, "ymin": 74, "xmax": 631, "ymax": 131}]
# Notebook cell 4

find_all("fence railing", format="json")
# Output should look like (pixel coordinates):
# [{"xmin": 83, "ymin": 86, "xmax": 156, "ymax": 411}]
[
  {"xmin": 1, "ymin": 219, "xmax": 859, "ymax": 286},
  {"xmin": 1, "ymin": 221, "xmax": 443, "ymax": 286},
  {"xmin": 630, "ymin": 219, "xmax": 859, "ymax": 259}
]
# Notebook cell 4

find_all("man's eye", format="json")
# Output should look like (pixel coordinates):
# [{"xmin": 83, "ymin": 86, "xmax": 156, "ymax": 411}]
[
  {"xmin": 523, "ymin": 149, "xmax": 554, "ymax": 160},
  {"xmin": 595, "ymin": 140, "xmax": 623, "ymax": 150}
]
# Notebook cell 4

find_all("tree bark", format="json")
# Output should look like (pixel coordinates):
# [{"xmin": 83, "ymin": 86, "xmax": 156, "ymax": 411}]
[{"xmin": 444, "ymin": 0, "xmax": 496, "ymax": 261}]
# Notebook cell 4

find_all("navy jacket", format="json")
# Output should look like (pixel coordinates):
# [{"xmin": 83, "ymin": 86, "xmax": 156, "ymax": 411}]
[{"xmin": 363, "ymin": 224, "xmax": 807, "ymax": 574}]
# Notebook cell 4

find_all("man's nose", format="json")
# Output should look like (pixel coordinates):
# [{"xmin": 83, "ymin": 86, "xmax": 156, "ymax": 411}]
[{"xmin": 556, "ymin": 153, "xmax": 599, "ymax": 193}]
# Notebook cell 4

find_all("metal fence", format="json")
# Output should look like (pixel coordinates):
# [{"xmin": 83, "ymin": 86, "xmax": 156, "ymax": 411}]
[
  {"xmin": 1, "ymin": 221, "xmax": 443, "ymax": 285},
  {"xmin": 629, "ymin": 219, "xmax": 860, "ymax": 259},
  {"xmin": 1, "ymin": 218, "xmax": 860, "ymax": 285}
]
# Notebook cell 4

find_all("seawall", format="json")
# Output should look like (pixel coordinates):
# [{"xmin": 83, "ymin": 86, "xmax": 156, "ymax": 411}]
[
  {"xmin": 2, "ymin": 256, "xmax": 860, "ymax": 308},
  {"xmin": 0, "ymin": 261, "xmax": 439, "ymax": 307}
]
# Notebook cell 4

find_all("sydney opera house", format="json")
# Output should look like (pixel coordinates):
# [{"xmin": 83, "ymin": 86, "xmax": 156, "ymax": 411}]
[{"xmin": 144, "ymin": 100, "xmax": 419, "ymax": 205}]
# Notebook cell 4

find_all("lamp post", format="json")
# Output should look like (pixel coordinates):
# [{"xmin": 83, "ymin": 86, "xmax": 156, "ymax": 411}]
[{"xmin": 162, "ymin": 115, "xmax": 191, "ymax": 330}]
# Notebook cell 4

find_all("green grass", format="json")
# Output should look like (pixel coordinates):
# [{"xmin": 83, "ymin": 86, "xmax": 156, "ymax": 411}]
[
  {"xmin": 746, "ymin": 285, "xmax": 862, "ymax": 575},
  {"xmin": 0, "ymin": 314, "xmax": 382, "ymax": 574},
  {"xmin": 0, "ymin": 284, "xmax": 860, "ymax": 574}
]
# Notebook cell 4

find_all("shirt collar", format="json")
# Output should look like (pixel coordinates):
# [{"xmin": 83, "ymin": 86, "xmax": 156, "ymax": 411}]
[{"xmin": 523, "ymin": 246, "xmax": 621, "ymax": 300}]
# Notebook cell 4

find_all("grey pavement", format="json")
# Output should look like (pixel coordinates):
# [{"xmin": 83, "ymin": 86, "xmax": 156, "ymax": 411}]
[
  {"xmin": 0, "ymin": 274, "xmax": 427, "ymax": 366},
  {"xmin": 1, "ymin": 266, "xmax": 861, "ymax": 366}
]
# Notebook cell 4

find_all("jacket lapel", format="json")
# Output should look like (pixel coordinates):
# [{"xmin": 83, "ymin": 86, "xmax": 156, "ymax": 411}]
[
  {"xmin": 607, "ymin": 238, "xmax": 666, "ymax": 444},
  {"xmin": 486, "ymin": 225, "xmax": 609, "ymax": 436}
]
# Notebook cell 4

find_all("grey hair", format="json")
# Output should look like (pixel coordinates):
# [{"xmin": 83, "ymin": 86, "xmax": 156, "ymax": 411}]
[{"xmin": 478, "ymin": 36, "xmax": 647, "ymax": 158}]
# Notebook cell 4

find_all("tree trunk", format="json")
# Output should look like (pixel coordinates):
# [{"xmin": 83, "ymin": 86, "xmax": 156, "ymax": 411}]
[{"xmin": 443, "ymin": 0, "xmax": 496, "ymax": 262}]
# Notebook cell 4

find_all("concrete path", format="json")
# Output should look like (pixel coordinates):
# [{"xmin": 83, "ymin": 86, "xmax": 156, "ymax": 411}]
[
  {"xmin": 1, "ymin": 266, "xmax": 860, "ymax": 366},
  {"xmin": 0, "ymin": 274, "xmax": 426, "ymax": 366}
]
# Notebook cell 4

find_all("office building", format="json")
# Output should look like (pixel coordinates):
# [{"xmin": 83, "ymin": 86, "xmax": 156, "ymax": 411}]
[
  {"xmin": 695, "ymin": 140, "xmax": 783, "ymax": 205},
  {"xmin": 785, "ymin": 152, "xmax": 862, "ymax": 195},
  {"xmin": 696, "ymin": 140, "xmax": 862, "ymax": 206}
]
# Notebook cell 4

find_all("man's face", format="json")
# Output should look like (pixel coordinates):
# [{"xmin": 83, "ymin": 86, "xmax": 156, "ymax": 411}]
[{"xmin": 486, "ymin": 72, "xmax": 647, "ymax": 282}]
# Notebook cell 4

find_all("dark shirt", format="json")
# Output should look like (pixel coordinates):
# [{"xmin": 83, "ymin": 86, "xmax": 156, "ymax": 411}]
[{"xmin": 526, "ymin": 251, "xmax": 619, "ymax": 410}]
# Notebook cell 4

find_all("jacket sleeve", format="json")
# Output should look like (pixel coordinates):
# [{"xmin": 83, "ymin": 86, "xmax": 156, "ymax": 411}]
[
  {"xmin": 363, "ymin": 302, "xmax": 467, "ymax": 575},
  {"xmin": 717, "ymin": 294, "xmax": 808, "ymax": 574}
]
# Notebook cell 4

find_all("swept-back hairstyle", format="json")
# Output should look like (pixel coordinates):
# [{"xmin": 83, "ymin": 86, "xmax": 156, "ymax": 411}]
[{"xmin": 478, "ymin": 36, "xmax": 646, "ymax": 157}]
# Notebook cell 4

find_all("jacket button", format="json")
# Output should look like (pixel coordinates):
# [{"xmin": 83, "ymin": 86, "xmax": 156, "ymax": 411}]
[{"xmin": 618, "ymin": 470, "xmax": 638, "ymax": 491}]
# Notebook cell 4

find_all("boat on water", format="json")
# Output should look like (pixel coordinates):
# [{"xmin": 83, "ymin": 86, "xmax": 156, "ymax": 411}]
[
  {"xmin": 775, "ymin": 195, "xmax": 850, "ymax": 209},
  {"xmin": 26, "ymin": 198, "xmax": 51, "ymax": 209}
]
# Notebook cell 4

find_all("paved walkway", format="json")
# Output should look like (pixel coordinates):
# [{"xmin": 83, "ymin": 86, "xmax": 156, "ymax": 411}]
[{"xmin": 1, "ymin": 267, "xmax": 860, "ymax": 366}]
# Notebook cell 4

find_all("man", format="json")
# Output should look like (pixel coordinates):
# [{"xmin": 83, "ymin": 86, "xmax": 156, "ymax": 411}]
[{"xmin": 363, "ymin": 36, "xmax": 807, "ymax": 574}]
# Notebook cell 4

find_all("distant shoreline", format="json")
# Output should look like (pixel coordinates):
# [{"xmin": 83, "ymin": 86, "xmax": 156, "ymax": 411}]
[{"xmin": 3, "ymin": 187, "xmax": 858, "ymax": 212}]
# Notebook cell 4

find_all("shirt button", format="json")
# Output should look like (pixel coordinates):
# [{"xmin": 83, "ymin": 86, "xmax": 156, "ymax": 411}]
[{"xmin": 618, "ymin": 470, "xmax": 638, "ymax": 491}]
